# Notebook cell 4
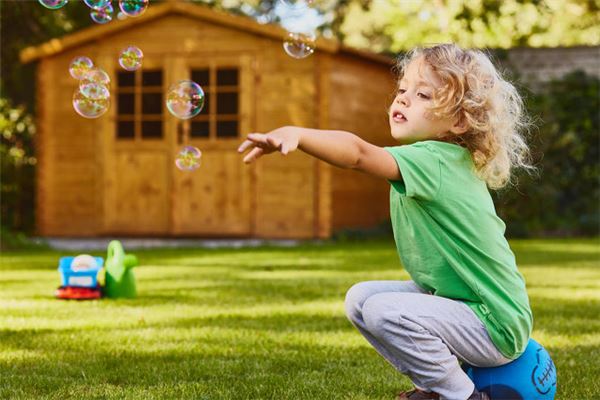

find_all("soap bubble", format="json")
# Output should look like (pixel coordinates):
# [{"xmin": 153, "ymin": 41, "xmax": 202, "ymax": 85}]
[
  {"xmin": 69, "ymin": 56, "xmax": 94, "ymax": 80},
  {"xmin": 73, "ymin": 87, "xmax": 110, "ymax": 119},
  {"xmin": 38, "ymin": 0, "xmax": 68, "ymax": 9},
  {"xmin": 84, "ymin": 0, "xmax": 110, "ymax": 9},
  {"xmin": 117, "ymin": 11, "xmax": 128, "ymax": 20},
  {"xmin": 119, "ymin": 46, "xmax": 143, "ymax": 71},
  {"xmin": 166, "ymin": 80, "xmax": 205, "ymax": 120},
  {"xmin": 283, "ymin": 32, "xmax": 316, "ymax": 59},
  {"xmin": 80, "ymin": 67, "xmax": 111, "ymax": 88},
  {"xmin": 90, "ymin": 3, "xmax": 113, "ymax": 24},
  {"xmin": 119, "ymin": 0, "xmax": 149, "ymax": 17},
  {"xmin": 79, "ymin": 82, "xmax": 110, "ymax": 100},
  {"xmin": 175, "ymin": 146, "xmax": 202, "ymax": 171}
]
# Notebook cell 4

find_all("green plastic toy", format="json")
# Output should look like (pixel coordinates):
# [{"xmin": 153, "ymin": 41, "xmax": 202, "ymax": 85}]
[{"xmin": 104, "ymin": 240, "xmax": 138, "ymax": 298}]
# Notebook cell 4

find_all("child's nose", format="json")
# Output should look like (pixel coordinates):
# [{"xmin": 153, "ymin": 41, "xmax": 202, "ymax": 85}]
[{"xmin": 396, "ymin": 94, "xmax": 409, "ymax": 107}]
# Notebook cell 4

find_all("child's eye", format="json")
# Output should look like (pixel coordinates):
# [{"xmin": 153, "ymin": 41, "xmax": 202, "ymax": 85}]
[
  {"xmin": 417, "ymin": 92, "xmax": 430, "ymax": 100},
  {"xmin": 398, "ymin": 88, "xmax": 406, "ymax": 94}
]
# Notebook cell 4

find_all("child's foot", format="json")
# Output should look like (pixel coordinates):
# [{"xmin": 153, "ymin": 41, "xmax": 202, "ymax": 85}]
[
  {"xmin": 467, "ymin": 388, "xmax": 490, "ymax": 400},
  {"xmin": 396, "ymin": 387, "xmax": 489, "ymax": 400},
  {"xmin": 395, "ymin": 388, "xmax": 440, "ymax": 400}
]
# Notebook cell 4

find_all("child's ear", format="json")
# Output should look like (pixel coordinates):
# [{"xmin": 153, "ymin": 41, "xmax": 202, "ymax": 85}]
[{"xmin": 450, "ymin": 115, "xmax": 469, "ymax": 135}]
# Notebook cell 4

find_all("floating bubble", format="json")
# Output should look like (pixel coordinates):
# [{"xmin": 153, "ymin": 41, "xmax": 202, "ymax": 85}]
[
  {"xmin": 283, "ymin": 32, "xmax": 316, "ymax": 59},
  {"xmin": 73, "ymin": 88, "xmax": 110, "ymax": 119},
  {"xmin": 69, "ymin": 56, "xmax": 94, "ymax": 80},
  {"xmin": 117, "ymin": 11, "xmax": 128, "ymax": 20},
  {"xmin": 166, "ymin": 81, "xmax": 205, "ymax": 120},
  {"xmin": 119, "ymin": 0, "xmax": 149, "ymax": 17},
  {"xmin": 175, "ymin": 146, "xmax": 202, "ymax": 171},
  {"xmin": 80, "ymin": 67, "xmax": 110, "ymax": 86},
  {"xmin": 79, "ymin": 82, "xmax": 110, "ymax": 100},
  {"xmin": 38, "ymin": 0, "xmax": 68, "ymax": 9},
  {"xmin": 118, "ymin": 46, "xmax": 143, "ymax": 71},
  {"xmin": 90, "ymin": 3, "xmax": 113, "ymax": 24},
  {"xmin": 84, "ymin": 0, "xmax": 110, "ymax": 9}
]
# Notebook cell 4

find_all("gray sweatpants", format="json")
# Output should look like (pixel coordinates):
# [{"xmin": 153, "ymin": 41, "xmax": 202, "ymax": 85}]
[{"xmin": 344, "ymin": 280, "xmax": 512, "ymax": 400}]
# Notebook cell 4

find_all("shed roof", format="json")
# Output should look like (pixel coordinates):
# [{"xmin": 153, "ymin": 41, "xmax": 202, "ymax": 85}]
[{"xmin": 20, "ymin": 1, "xmax": 394, "ymax": 66}]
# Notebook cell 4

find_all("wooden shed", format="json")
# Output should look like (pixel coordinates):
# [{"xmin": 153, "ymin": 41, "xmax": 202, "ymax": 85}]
[{"xmin": 20, "ymin": 1, "xmax": 396, "ymax": 239}]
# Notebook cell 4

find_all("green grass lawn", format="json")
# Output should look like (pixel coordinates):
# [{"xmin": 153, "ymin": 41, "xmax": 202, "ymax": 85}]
[{"xmin": 1, "ymin": 238, "xmax": 599, "ymax": 399}]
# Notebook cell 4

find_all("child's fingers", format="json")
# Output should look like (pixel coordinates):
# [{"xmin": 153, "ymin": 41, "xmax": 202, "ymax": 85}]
[
  {"xmin": 266, "ymin": 136, "xmax": 282, "ymax": 149},
  {"xmin": 247, "ymin": 133, "xmax": 269, "ymax": 144},
  {"xmin": 243, "ymin": 147, "xmax": 264, "ymax": 163},
  {"xmin": 281, "ymin": 142, "xmax": 289, "ymax": 155},
  {"xmin": 237, "ymin": 139, "xmax": 254, "ymax": 153}
]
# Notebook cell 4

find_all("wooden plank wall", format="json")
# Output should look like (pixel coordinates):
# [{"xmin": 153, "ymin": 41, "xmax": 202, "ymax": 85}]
[
  {"xmin": 38, "ymin": 45, "xmax": 103, "ymax": 236},
  {"xmin": 253, "ymin": 41, "xmax": 317, "ymax": 238},
  {"xmin": 328, "ymin": 53, "xmax": 397, "ymax": 231}
]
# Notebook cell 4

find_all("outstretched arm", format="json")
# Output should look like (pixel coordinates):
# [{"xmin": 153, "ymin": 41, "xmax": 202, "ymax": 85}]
[{"xmin": 237, "ymin": 126, "xmax": 401, "ymax": 181}]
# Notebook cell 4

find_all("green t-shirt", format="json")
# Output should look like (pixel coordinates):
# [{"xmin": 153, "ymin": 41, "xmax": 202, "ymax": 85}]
[{"xmin": 384, "ymin": 140, "xmax": 532, "ymax": 359}]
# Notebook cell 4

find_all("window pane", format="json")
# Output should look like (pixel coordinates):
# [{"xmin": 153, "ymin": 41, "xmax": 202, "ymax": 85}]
[
  {"xmin": 217, "ymin": 92, "xmax": 238, "ymax": 114},
  {"xmin": 217, "ymin": 68, "xmax": 238, "ymax": 86},
  {"xmin": 117, "ymin": 71, "xmax": 135, "ymax": 87},
  {"xmin": 141, "ymin": 121, "xmax": 162, "ymax": 138},
  {"xmin": 142, "ymin": 92, "xmax": 162, "ymax": 114},
  {"xmin": 216, "ymin": 120, "xmax": 238, "ymax": 138},
  {"xmin": 118, "ymin": 93, "xmax": 135, "ymax": 115},
  {"xmin": 191, "ymin": 69, "xmax": 210, "ymax": 87},
  {"xmin": 142, "ymin": 71, "xmax": 162, "ymax": 86},
  {"xmin": 191, "ymin": 121, "xmax": 210, "ymax": 138},
  {"xmin": 117, "ymin": 121, "xmax": 134, "ymax": 138}
]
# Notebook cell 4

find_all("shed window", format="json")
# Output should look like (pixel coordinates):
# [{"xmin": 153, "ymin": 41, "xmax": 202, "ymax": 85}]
[
  {"xmin": 190, "ymin": 67, "xmax": 239, "ymax": 139},
  {"xmin": 116, "ymin": 69, "xmax": 163, "ymax": 140}
]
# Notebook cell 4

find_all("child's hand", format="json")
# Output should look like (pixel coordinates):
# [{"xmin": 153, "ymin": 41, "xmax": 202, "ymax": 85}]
[{"xmin": 237, "ymin": 127, "xmax": 300, "ymax": 163}]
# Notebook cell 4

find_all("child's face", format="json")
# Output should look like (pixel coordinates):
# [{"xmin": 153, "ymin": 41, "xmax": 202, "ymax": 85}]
[{"xmin": 389, "ymin": 57, "xmax": 457, "ymax": 144}]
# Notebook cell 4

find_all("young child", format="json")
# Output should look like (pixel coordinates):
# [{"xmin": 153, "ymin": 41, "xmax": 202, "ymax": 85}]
[{"xmin": 237, "ymin": 43, "xmax": 534, "ymax": 400}]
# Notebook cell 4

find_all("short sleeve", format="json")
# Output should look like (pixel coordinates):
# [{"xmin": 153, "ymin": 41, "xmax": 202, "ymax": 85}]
[{"xmin": 384, "ymin": 143, "xmax": 442, "ymax": 201}]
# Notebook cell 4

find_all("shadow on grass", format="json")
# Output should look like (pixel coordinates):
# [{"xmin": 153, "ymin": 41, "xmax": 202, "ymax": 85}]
[{"xmin": 0, "ymin": 321, "xmax": 406, "ymax": 400}]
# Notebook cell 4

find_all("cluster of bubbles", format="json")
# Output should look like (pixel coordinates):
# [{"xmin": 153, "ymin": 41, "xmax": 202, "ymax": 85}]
[
  {"xmin": 69, "ymin": 46, "xmax": 143, "ymax": 119},
  {"xmin": 278, "ymin": 0, "xmax": 319, "ymax": 59},
  {"xmin": 167, "ymin": 82, "xmax": 205, "ymax": 171},
  {"xmin": 39, "ymin": 0, "xmax": 148, "ymax": 23},
  {"xmin": 69, "ymin": 56, "xmax": 111, "ymax": 119},
  {"xmin": 41, "ymin": 0, "xmax": 217, "ymax": 172},
  {"xmin": 175, "ymin": 146, "xmax": 202, "ymax": 171}
]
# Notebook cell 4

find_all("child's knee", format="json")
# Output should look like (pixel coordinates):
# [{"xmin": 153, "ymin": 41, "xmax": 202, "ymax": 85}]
[
  {"xmin": 344, "ymin": 282, "xmax": 372, "ymax": 322},
  {"xmin": 361, "ymin": 293, "xmax": 394, "ymax": 335}
]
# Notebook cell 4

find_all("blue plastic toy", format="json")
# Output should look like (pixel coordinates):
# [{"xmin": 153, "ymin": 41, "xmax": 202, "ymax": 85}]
[
  {"xmin": 58, "ymin": 255, "xmax": 104, "ymax": 288},
  {"xmin": 463, "ymin": 339, "xmax": 557, "ymax": 400}
]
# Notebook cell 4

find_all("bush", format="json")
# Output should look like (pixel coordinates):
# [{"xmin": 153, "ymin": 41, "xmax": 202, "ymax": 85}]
[
  {"xmin": 0, "ymin": 98, "xmax": 36, "ymax": 236},
  {"xmin": 494, "ymin": 70, "xmax": 600, "ymax": 237}
]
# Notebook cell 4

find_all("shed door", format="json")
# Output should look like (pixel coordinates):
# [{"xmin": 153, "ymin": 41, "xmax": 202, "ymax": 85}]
[
  {"xmin": 104, "ymin": 67, "xmax": 170, "ymax": 235},
  {"xmin": 171, "ymin": 55, "xmax": 254, "ymax": 236}
]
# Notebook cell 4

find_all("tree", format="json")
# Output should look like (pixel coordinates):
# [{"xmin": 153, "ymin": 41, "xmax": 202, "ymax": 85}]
[{"xmin": 338, "ymin": 0, "xmax": 600, "ymax": 52}]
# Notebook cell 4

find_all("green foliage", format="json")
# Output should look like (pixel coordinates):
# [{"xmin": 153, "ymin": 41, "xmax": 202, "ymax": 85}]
[
  {"xmin": 0, "ymin": 239, "xmax": 599, "ymax": 399},
  {"xmin": 340, "ymin": 0, "xmax": 600, "ymax": 52},
  {"xmin": 0, "ymin": 98, "xmax": 37, "ymax": 235},
  {"xmin": 0, "ymin": 1, "xmax": 94, "ymax": 108},
  {"xmin": 494, "ymin": 71, "xmax": 600, "ymax": 237}
]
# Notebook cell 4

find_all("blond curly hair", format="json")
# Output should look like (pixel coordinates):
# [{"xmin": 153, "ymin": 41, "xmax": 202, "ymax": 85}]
[{"xmin": 397, "ymin": 44, "xmax": 536, "ymax": 189}]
